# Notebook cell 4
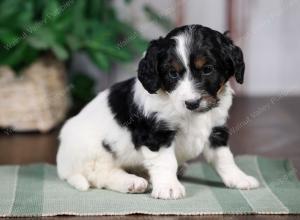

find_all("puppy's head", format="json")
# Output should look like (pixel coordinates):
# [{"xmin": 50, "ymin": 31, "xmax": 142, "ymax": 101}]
[{"xmin": 138, "ymin": 25, "xmax": 245, "ymax": 113}]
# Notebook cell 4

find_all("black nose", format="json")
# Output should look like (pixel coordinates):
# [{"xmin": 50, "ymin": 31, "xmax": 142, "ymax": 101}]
[{"xmin": 185, "ymin": 99, "xmax": 200, "ymax": 110}]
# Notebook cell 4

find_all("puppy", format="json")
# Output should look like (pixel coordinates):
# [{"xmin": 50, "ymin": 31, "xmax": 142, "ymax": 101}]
[{"xmin": 57, "ymin": 25, "xmax": 259, "ymax": 199}]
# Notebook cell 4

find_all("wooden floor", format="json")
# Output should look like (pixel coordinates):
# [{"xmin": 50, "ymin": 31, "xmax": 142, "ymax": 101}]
[{"xmin": 1, "ymin": 97, "xmax": 300, "ymax": 220}]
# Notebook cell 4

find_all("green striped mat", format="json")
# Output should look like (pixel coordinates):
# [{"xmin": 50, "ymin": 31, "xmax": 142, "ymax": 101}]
[{"xmin": 1, "ymin": 155, "xmax": 300, "ymax": 217}]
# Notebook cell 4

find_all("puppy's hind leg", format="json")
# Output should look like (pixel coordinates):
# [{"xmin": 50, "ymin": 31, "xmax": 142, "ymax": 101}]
[
  {"xmin": 108, "ymin": 168, "xmax": 148, "ymax": 193},
  {"xmin": 90, "ymin": 167, "xmax": 148, "ymax": 194},
  {"xmin": 86, "ymin": 150, "xmax": 148, "ymax": 194}
]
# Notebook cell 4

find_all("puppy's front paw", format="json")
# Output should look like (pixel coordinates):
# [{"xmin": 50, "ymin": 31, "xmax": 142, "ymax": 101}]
[
  {"xmin": 151, "ymin": 180, "xmax": 186, "ymax": 199},
  {"xmin": 222, "ymin": 172, "xmax": 259, "ymax": 190}
]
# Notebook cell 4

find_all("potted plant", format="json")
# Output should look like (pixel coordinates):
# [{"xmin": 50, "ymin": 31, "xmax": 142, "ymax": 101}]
[{"xmin": 0, "ymin": 0, "xmax": 149, "ymax": 132}]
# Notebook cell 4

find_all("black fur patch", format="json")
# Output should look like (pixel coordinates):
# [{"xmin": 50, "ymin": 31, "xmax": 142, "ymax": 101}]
[
  {"xmin": 209, "ymin": 126, "xmax": 229, "ymax": 148},
  {"xmin": 102, "ymin": 141, "xmax": 116, "ymax": 158},
  {"xmin": 108, "ymin": 78, "xmax": 176, "ymax": 151}
]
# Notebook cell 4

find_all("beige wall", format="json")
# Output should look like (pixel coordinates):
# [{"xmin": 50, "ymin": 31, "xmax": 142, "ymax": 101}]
[{"xmin": 240, "ymin": 0, "xmax": 300, "ymax": 95}]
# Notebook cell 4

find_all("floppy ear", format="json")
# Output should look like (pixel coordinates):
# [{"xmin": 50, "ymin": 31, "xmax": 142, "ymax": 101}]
[
  {"xmin": 222, "ymin": 34, "xmax": 245, "ymax": 84},
  {"xmin": 221, "ymin": 33, "xmax": 245, "ymax": 84},
  {"xmin": 230, "ymin": 46, "xmax": 245, "ymax": 84},
  {"xmin": 137, "ymin": 38, "xmax": 169, "ymax": 94}
]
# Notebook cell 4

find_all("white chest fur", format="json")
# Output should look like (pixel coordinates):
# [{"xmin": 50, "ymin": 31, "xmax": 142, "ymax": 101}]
[{"xmin": 174, "ymin": 113, "xmax": 212, "ymax": 164}]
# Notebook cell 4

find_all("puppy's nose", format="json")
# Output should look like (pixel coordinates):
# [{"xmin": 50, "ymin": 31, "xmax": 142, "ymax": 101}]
[{"xmin": 185, "ymin": 99, "xmax": 200, "ymax": 110}]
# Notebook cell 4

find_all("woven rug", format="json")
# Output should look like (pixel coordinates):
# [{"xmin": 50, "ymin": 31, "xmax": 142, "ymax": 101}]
[{"xmin": 0, "ymin": 155, "xmax": 299, "ymax": 217}]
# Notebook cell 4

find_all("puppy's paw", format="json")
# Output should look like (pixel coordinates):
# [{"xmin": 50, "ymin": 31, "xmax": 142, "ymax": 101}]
[
  {"xmin": 127, "ymin": 176, "xmax": 148, "ymax": 193},
  {"xmin": 222, "ymin": 172, "xmax": 259, "ymax": 190},
  {"xmin": 67, "ymin": 174, "xmax": 90, "ymax": 191},
  {"xmin": 151, "ymin": 180, "xmax": 186, "ymax": 199}
]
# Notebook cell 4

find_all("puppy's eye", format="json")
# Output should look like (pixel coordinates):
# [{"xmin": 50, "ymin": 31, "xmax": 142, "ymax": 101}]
[
  {"xmin": 202, "ymin": 65, "xmax": 214, "ymax": 75},
  {"xmin": 168, "ymin": 70, "xmax": 179, "ymax": 79}
]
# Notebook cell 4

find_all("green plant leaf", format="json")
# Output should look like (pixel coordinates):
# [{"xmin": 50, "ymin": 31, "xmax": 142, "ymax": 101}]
[
  {"xmin": 70, "ymin": 73, "xmax": 96, "ymax": 111},
  {"xmin": 55, "ymin": 9, "xmax": 73, "ymax": 31},
  {"xmin": 0, "ymin": 43, "xmax": 27, "ymax": 68},
  {"xmin": 27, "ymin": 36, "xmax": 49, "ymax": 49},
  {"xmin": 29, "ymin": 27, "xmax": 56, "ymax": 48},
  {"xmin": 86, "ymin": 41, "xmax": 132, "ymax": 61},
  {"xmin": 43, "ymin": 1, "xmax": 60, "ymax": 21},
  {"xmin": 0, "ymin": 30, "xmax": 19, "ymax": 46},
  {"xmin": 22, "ymin": 47, "xmax": 39, "ymax": 68},
  {"xmin": 87, "ymin": 0, "xmax": 103, "ymax": 19},
  {"xmin": 124, "ymin": 0, "xmax": 133, "ymax": 4},
  {"xmin": 51, "ymin": 44, "xmax": 69, "ymax": 60},
  {"xmin": 16, "ymin": 2, "xmax": 33, "ymax": 24},
  {"xmin": 66, "ymin": 35, "xmax": 82, "ymax": 51},
  {"xmin": 71, "ymin": 0, "xmax": 86, "ymax": 37},
  {"xmin": 128, "ymin": 35, "xmax": 148, "ymax": 53},
  {"xmin": 89, "ymin": 51, "xmax": 110, "ymax": 72},
  {"xmin": 0, "ymin": 0, "xmax": 21, "ymax": 22}
]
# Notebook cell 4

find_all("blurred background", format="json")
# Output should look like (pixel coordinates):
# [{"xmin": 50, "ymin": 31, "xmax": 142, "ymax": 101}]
[{"xmin": 0, "ymin": 0, "xmax": 299, "ymax": 165}]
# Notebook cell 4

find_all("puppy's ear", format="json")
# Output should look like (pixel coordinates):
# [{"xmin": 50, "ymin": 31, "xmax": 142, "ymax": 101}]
[
  {"xmin": 138, "ymin": 37, "xmax": 171, "ymax": 94},
  {"xmin": 230, "ymin": 46, "xmax": 245, "ymax": 84},
  {"xmin": 222, "ymin": 35, "xmax": 245, "ymax": 84}
]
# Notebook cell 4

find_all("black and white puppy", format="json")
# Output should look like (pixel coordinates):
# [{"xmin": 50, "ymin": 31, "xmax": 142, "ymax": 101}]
[{"xmin": 57, "ymin": 25, "xmax": 259, "ymax": 199}]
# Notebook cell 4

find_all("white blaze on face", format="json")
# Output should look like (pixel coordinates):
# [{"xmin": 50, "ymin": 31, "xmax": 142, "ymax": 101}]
[
  {"xmin": 173, "ymin": 34, "xmax": 189, "ymax": 67},
  {"xmin": 170, "ymin": 33, "xmax": 200, "ymax": 112},
  {"xmin": 169, "ymin": 74, "xmax": 200, "ymax": 113},
  {"xmin": 173, "ymin": 34, "xmax": 198, "ymax": 100},
  {"xmin": 174, "ymin": 75, "xmax": 198, "ymax": 101}
]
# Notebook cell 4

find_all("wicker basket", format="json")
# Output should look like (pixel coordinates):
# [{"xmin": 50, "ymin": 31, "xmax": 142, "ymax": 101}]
[{"xmin": 0, "ymin": 58, "xmax": 70, "ymax": 132}]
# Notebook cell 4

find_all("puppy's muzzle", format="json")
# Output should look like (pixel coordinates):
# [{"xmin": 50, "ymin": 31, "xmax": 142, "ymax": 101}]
[{"xmin": 185, "ymin": 99, "xmax": 200, "ymax": 110}]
